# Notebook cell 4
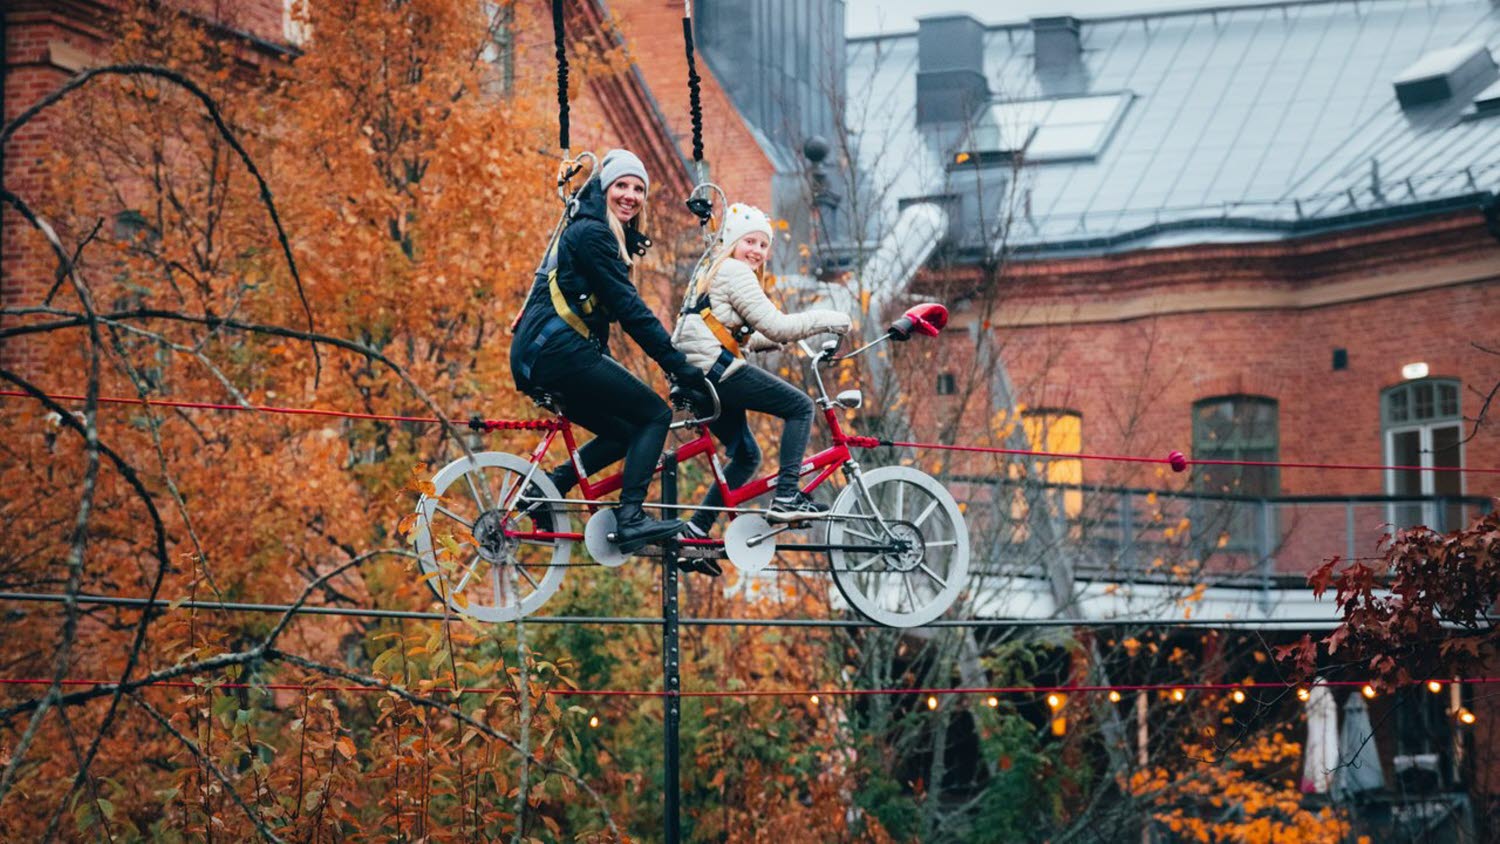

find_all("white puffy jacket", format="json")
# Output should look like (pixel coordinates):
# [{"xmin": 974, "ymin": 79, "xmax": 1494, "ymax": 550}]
[{"xmin": 673, "ymin": 258, "xmax": 851, "ymax": 381}]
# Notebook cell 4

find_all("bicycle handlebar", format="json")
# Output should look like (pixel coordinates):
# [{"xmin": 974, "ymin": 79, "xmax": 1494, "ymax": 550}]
[{"xmin": 669, "ymin": 378, "xmax": 721, "ymax": 429}]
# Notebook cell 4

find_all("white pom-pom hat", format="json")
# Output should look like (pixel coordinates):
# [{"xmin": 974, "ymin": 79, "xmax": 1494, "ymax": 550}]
[{"xmin": 717, "ymin": 203, "xmax": 773, "ymax": 249}]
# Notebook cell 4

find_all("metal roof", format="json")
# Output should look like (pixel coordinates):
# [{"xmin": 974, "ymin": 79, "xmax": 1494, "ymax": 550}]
[{"xmin": 845, "ymin": 0, "xmax": 1500, "ymax": 256}]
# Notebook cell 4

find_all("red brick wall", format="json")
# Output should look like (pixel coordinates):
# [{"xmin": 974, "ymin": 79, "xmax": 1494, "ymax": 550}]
[
  {"xmin": 605, "ymin": 0, "xmax": 777, "ymax": 211},
  {"xmin": 2, "ymin": 1, "xmax": 287, "ymax": 376},
  {"xmin": 3, "ymin": 4, "xmax": 108, "ymax": 377},
  {"xmin": 908, "ymin": 213, "xmax": 1500, "ymax": 497}
]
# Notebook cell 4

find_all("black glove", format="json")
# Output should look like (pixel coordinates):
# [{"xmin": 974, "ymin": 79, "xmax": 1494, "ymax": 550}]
[
  {"xmin": 669, "ymin": 381, "xmax": 713, "ymax": 415},
  {"xmin": 667, "ymin": 360, "xmax": 707, "ymax": 387}
]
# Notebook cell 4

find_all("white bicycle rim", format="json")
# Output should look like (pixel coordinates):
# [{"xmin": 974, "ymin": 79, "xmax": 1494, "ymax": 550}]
[
  {"xmin": 411, "ymin": 451, "xmax": 571, "ymax": 623},
  {"xmin": 827, "ymin": 466, "xmax": 969, "ymax": 628}
]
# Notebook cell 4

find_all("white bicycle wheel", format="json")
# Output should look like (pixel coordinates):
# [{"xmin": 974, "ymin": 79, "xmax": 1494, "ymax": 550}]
[
  {"xmin": 411, "ymin": 451, "xmax": 571, "ymax": 623},
  {"xmin": 827, "ymin": 466, "xmax": 969, "ymax": 628}
]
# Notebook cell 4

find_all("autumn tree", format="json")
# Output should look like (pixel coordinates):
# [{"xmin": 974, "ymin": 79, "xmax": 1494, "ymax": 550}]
[{"xmin": 0, "ymin": 0, "xmax": 629, "ymax": 838}]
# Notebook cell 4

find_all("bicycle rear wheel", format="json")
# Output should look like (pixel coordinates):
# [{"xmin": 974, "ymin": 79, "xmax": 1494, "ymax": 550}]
[
  {"xmin": 411, "ymin": 451, "xmax": 571, "ymax": 622},
  {"xmin": 826, "ymin": 466, "xmax": 968, "ymax": 628}
]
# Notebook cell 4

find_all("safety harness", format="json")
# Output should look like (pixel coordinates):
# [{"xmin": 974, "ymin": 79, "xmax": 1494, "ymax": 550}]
[
  {"xmin": 515, "ymin": 218, "xmax": 596, "ymax": 383},
  {"xmin": 688, "ymin": 267, "xmax": 752, "ymax": 383}
]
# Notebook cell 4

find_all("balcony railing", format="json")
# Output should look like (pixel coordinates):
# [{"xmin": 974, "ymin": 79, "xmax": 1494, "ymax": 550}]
[{"xmin": 950, "ymin": 476, "xmax": 1494, "ymax": 592}]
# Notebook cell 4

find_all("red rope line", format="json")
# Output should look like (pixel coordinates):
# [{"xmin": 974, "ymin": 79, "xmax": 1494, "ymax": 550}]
[
  {"xmin": 1, "ymin": 676, "xmax": 1494, "ymax": 699},
  {"xmin": 5, "ymin": 389, "xmax": 1495, "ymax": 475},
  {"xmin": 877, "ymin": 439, "xmax": 1500, "ymax": 476},
  {"xmin": 0, "ymin": 389, "xmax": 441, "ymax": 425}
]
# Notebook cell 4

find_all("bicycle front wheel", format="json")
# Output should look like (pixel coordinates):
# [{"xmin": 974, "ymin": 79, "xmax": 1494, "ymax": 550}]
[{"xmin": 827, "ymin": 466, "xmax": 968, "ymax": 628}]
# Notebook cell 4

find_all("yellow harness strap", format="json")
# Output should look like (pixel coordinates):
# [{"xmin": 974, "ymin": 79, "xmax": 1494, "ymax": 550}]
[
  {"xmin": 700, "ymin": 308, "xmax": 743, "ymax": 357},
  {"xmin": 549, "ymin": 270, "xmax": 592, "ymax": 338},
  {"xmin": 542, "ymin": 233, "xmax": 593, "ymax": 338},
  {"xmin": 692, "ymin": 272, "xmax": 744, "ymax": 358}
]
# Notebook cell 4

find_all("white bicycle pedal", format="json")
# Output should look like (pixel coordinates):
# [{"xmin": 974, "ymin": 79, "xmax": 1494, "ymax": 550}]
[
  {"xmin": 583, "ymin": 509, "xmax": 628, "ymax": 568},
  {"xmin": 724, "ymin": 514, "xmax": 775, "ymax": 575}
]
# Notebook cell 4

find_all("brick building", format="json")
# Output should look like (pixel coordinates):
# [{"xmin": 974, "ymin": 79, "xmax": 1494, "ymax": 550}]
[{"xmin": 837, "ymin": 0, "xmax": 1500, "ymax": 834}]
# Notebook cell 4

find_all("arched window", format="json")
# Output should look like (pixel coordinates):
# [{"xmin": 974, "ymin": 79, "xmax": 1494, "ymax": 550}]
[{"xmin": 1382, "ymin": 379, "xmax": 1464, "ymax": 529}]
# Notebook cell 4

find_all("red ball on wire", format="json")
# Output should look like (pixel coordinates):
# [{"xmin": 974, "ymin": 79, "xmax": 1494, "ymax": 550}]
[{"xmin": 1168, "ymin": 450, "xmax": 1188, "ymax": 472}]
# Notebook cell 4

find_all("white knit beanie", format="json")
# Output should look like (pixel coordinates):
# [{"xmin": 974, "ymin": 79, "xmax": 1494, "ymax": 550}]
[
  {"xmin": 717, "ymin": 203, "xmax": 773, "ymax": 249},
  {"xmin": 597, "ymin": 148, "xmax": 650, "ymax": 193}
]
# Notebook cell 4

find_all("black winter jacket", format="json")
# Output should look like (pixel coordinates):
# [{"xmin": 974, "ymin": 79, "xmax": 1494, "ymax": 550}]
[{"xmin": 510, "ymin": 178, "xmax": 689, "ymax": 393}]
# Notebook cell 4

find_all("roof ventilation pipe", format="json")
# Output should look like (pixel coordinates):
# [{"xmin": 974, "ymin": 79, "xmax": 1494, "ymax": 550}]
[
  {"xmin": 915, "ymin": 15, "xmax": 989, "ymax": 125},
  {"xmin": 1033, "ymin": 16, "xmax": 1088, "ymax": 96}
]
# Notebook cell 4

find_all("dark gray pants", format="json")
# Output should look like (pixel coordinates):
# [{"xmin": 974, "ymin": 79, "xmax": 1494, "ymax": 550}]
[
  {"xmin": 691, "ymin": 363, "xmax": 815, "ymax": 530},
  {"xmin": 532, "ymin": 352, "xmax": 671, "ymax": 513}
]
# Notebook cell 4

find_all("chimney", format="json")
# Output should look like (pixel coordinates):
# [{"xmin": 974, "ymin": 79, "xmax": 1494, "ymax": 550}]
[
  {"xmin": 916, "ymin": 15, "xmax": 989, "ymax": 125},
  {"xmin": 1393, "ymin": 43, "xmax": 1497, "ymax": 108},
  {"xmin": 1032, "ymin": 16, "xmax": 1082, "ymax": 73}
]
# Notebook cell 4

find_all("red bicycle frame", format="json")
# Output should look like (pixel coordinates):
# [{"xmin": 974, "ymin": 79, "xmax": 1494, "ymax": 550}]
[{"xmin": 529, "ymin": 403, "xmax": 854, "ymax": 502}]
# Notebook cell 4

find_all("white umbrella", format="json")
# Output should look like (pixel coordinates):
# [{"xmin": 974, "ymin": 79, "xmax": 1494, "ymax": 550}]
[
  {"xmin": 1300, "ymin": 682, "xmax": 1338, "ymax": 794},
  {"xmin": 1333, "ymin": 693, "xmax": 1386, "ymax": 799}
]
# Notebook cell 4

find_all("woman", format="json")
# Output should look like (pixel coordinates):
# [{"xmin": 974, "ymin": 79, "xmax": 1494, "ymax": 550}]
[
  {"xmin": 673, "ymin": 203, "xmax": 851, "ymax": 537},
  {"xmin": 510, "ymin": 149, "xmax": 705, "ymax": 553}
]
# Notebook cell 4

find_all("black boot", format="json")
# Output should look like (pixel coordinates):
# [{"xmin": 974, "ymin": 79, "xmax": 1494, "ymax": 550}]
[{"xmin": 612, "ymin": 503, "xmax": 684, "ymax": 554}]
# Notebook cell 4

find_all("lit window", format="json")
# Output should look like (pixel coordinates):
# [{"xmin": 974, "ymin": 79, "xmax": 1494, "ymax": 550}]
[
  {"xmin": 1009, "ymin": 410, "xmax": 1083, "ymax": 540},
  {"xmin": 957, "ymin": 93, "xmax": 1131, "ymax": 165}
]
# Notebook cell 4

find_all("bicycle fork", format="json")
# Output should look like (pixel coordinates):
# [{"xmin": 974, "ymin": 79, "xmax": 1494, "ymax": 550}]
[{"xmin": 741, "ymin": 458, "xmax": 907, "ymax": 552}]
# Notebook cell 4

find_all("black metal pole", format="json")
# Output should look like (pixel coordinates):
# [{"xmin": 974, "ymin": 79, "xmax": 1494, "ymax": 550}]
[{"xmin": 660, "ymin": 453, "xmax": 681, "ymax": 843}]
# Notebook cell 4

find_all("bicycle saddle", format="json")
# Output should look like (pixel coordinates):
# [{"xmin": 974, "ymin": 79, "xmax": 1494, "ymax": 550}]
[{"xmin": 529, "ymin": 392, "xmax": 562, "ymax": 415}]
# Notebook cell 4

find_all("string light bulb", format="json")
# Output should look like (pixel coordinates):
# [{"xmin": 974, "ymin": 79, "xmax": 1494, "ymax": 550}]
[
  {"xmin": 1231, "ymin": 689, "xmax": 1246, "ymax": 704},
  {"xmin": 1108, "ymin": 690, "xmax": 1122, "ymax": 703},
  {"xmin": 1296, "ymin": 687, "xmax": 1311, "ymax": 702},
  {"xmin": 1362, "ymin": 684, "xmax": 1377, "ymax": 699},
  {"xmin": 927, "ymin": 695, "xmax": 938, "ymax": 711},
  {"xmin": 1046, "ymin": 693, "xmax": 1064, "ymax": 710},
  {"xmin": 1428, "ymin": 680, "xmax": 1443, "ymax": 694},
  {"xmin": 810, "ymin": 695, "xmax": 820, "ymax": 706},
  {"xmin": 985, "ymin": 696, "xmax": 999, "ymax": 708},
  {"xmin": 1170, "ymin": 688, "xmax": 1185, "ymax": 703},
  {"xmin": 1457, "ymin": 708, "xmax": 1476, "ymax": 726},
  {"xmin": 588, "ymin": 715, "xmax": 599, "ymax": 728}
]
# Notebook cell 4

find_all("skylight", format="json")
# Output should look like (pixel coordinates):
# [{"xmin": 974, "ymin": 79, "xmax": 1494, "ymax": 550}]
[{"xmin": 957, "ymin": 92, "xmax": 1131, "ymax": 165}]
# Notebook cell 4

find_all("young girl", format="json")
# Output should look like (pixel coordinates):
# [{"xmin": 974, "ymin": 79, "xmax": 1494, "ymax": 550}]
[
  {"xmin": 510, "ymin": 149, "xmax": 705, "ymax": 552},
  {"xmin": 674, "ymin": 203, "xmax": 851, "ymax": 536}
]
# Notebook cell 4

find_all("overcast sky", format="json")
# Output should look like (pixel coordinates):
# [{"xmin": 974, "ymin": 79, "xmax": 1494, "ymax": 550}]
[{"xmin": 846, "ymin": 0, "xmax": 1255, "ymax": 36}]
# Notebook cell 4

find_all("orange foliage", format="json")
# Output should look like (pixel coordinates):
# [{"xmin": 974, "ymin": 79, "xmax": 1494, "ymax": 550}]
[
  {"xmin": 1126, "ymin": 733, "xmax": 1349, "ymax": 843},
  {"xmin": 0, "ymin": 0, "xmax": 637, "ymax": 838}
]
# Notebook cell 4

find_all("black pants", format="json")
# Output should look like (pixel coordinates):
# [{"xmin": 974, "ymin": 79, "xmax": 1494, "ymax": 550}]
[
  {"xmin": 530, "ymin": 351, "xmax": 670, "ymax": 512},
  {"xmin": 691, "ymin": 363, "xmax": 815, "ymax": 530}
]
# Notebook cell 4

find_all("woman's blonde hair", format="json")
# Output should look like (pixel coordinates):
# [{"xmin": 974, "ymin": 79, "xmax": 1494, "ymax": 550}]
[{"xmin": 602, "ymin": 180, "xmax": 649, "ymax": 267}]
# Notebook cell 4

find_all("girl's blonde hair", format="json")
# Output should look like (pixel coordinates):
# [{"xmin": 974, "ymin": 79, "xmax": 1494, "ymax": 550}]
[
  {"xmin": 603, "ymin": 180, "xmax": 649, "ymax": 267},
  {"xmin": 695, "ymin": 233, "xmax": 768, "ymax": 298}
]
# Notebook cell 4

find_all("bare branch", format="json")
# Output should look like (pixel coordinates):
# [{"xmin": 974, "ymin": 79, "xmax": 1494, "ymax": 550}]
[
  {"xmin": 129, "ymin": 694, "xmax": 284, "ymax": 843},
  {"xmin": 1, "ymin": 64, "xmax": 319, "ymax": 379}
]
